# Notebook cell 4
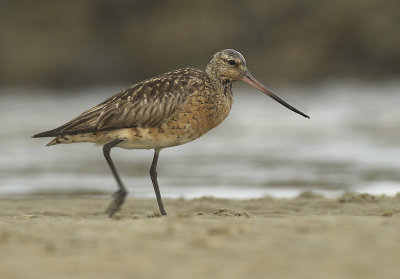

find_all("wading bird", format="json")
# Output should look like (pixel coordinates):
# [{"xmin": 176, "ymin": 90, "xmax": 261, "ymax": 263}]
[{"xmin": 33, "ymin": 49, "xmax": 309, "ymax": 217}]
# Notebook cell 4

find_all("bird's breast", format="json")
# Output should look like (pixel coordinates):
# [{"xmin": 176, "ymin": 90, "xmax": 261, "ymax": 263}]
[{"xmin": 164, "ymin": 87, "xmax": 233, "ymax": 139}]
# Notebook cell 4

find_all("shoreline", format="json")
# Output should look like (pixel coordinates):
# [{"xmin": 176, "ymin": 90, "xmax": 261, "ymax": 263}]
[{"xmin": 1, "ymin": 193, "xmax": 400, "ymax": 279}]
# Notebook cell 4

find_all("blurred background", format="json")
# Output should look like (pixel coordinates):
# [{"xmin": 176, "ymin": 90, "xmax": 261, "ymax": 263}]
[{"xmin": 1, "ymin": 0, "xmax": 400, "ymax": 199}]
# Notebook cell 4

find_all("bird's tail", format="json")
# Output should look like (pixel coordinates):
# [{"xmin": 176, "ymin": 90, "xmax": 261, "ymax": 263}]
[
  {"xmin": 32, "ymin": 129, "xmax": 61, "ymax": 146},
  {"xmin": 32, "ymin": 129, "xmax": 59, "ymax": 138}
]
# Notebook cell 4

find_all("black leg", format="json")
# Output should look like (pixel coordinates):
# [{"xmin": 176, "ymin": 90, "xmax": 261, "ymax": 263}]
[
  {"xmin": 150, "ymin": 149, "xmax": 167, "ymax": 215},
  {"xmin": 103, "ymin": 139, "xmax": 128, "ymax": 217}
]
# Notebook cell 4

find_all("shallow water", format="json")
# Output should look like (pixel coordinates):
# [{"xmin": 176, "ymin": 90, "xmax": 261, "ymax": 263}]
[{"xmin": 1, "ymin": 82, "xmax": 400, "ymax": 198}]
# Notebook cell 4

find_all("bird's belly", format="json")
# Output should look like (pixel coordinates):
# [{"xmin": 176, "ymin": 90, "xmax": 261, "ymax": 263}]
[
  {"xmin": 117, "ymin": 112, "xmax": 228, "ymax": 149},
  {"xmin": 69, "ymin": 125, "xmax": 205, "ymax": 150},
  {"xmin": 115, "ymin": 127, "xmax": 201, "ymax": 149}
]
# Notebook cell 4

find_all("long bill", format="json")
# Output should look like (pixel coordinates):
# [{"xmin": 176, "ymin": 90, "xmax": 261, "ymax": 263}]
[{"xmin": 242, "ymin": 71, "xmax": 310, "ymax": 119}]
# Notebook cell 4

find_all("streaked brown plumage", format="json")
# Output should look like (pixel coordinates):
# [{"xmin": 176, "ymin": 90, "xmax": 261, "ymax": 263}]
[{"xmin": 33, "ymin": 49, "xmax": 309, "ymax": 217}]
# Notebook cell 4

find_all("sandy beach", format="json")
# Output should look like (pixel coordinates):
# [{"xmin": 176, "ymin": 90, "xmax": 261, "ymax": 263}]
[{"xmin": 1, "ymin": 193, "xmax": 400, "ymax": 279}]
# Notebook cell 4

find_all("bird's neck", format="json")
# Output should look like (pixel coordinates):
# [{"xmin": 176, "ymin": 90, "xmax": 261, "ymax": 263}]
[
  {"xmin": 205, "ymin": 63, "xmax": 232, "ymax": 96},
  {"xmin": 222, "ymin": 80, "xmax": 233, "ymax": 96},
  {"xmin": 203, "ymin": 64, "xmax": 234, "ymax": 131}
]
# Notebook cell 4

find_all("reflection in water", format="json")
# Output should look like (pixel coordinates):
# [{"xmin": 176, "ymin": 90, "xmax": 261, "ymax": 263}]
[{"xmin": 1, "ymin": 82, "xmax": 400, "ymax": 198}]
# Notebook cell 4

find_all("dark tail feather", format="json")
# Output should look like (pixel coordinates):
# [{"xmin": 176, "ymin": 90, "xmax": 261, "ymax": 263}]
[
  {"xmin": 32, "ymin": 129, "xmax": 62, "ymax": 146},
  {"xmin": 31, "ymin": 128, "xmax": 60, "ymax": 138}
]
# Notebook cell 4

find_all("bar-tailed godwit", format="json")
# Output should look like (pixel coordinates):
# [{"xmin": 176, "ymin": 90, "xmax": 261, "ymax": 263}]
[{"xmin": 33, "ymin": 49, "xmax": 309, "ymax": 216}]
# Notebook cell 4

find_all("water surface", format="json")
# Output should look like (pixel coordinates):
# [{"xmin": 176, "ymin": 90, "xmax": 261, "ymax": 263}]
[{"xmin": 1, "ymin": 82, "xmax": 399, "ymax": 198}]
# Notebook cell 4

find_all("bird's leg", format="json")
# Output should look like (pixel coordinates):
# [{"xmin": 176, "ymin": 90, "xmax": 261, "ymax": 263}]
[
  {"xmin": 103, "ymin": 139, "xmax": 128, "ymax": 217},
  {"xmin": 150, "ymin": 149, "xmax": 167, "ymax": 216}
]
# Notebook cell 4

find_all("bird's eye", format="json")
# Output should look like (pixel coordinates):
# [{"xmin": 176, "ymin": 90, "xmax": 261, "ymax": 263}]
[{"xmin": 228, "ymin": 59, "xmax": 236, "ymax": 65}]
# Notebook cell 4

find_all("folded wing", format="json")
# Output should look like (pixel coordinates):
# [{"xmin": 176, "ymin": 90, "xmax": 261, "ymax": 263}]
[{"xmin": 46, "ymin": 69, "xmax": 203, "ymax": 136}]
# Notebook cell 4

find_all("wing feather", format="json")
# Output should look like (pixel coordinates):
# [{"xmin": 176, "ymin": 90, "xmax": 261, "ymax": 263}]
[{"xmin": 53, "ymin": 68, "xmax": 206, "ymax": 135}]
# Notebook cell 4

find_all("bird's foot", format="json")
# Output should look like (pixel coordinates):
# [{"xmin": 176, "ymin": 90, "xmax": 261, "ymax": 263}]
[
  {"xmin": 105, "ymin": 189, "xmax": 128, "ymax": 217},
  {"xmin": 160, "ymin": 208, "xmax": 167, "ymax": 216}
]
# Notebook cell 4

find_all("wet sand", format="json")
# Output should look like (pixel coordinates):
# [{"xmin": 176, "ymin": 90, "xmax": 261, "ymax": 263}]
[{"xmin": 1, "ymin": 193, "xmax": 400, "ymax": 279}]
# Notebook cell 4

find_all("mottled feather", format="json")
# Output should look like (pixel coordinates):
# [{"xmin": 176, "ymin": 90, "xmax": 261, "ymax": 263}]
[{"xmin": 50, "ymin": 68, "xmax": 207, "ymax": 135}]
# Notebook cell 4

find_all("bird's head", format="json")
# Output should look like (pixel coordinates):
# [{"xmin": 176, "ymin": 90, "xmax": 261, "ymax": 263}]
[
  {"xmin": 207, "ymin": 49, "xmax": 248, "ymax": 82},
  {"xmin": 206, "ymin": 49, "xmax": 310, "ymax": 119}
]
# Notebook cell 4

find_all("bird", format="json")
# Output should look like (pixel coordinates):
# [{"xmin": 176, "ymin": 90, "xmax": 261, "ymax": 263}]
[{"xmin": 32, "ymin": 49, "xmax": 309, "ymax": 217}]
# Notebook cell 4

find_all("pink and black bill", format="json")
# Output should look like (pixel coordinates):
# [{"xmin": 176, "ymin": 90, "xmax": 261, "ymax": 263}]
[{"xmin": 242, "ymin": 71, "xmax": 310, "ymax": 119}]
